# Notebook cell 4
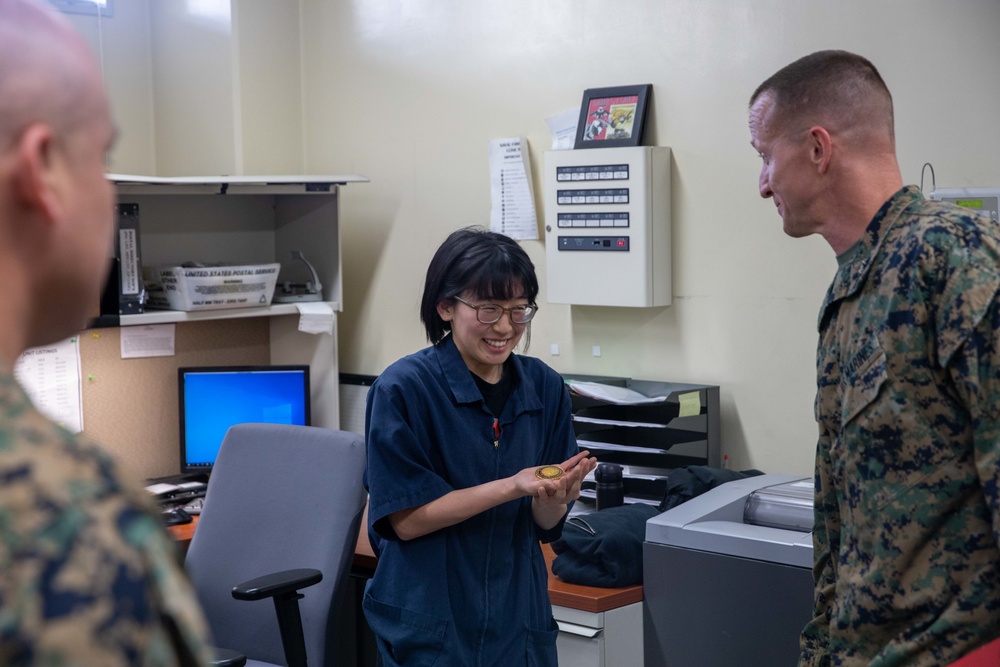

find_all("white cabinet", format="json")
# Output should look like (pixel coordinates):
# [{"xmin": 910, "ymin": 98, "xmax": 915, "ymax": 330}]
[
  {"xmin": 554, "ymin": 602, "xmax": 643, "ymax": 667},
  {"xmin": 543, "ymin": 146, "xmax": 671, "ymax": 307},
  {"xmin": 106, "ymin": 174, "xmax": 367, "ymax": 430}
]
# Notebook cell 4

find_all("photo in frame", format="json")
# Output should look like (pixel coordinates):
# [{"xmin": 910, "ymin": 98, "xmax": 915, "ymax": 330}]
[{"xmin": 574, "ymin": 84, "xmax": 652, "ymax": 149}]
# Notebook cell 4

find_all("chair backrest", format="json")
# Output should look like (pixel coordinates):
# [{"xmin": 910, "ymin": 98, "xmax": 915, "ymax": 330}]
[{"xmin": 185, "ymin": 423, "xmax": 367, "ymax": 667}]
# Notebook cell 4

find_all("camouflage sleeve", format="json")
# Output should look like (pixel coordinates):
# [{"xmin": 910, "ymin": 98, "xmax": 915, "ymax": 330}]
[
  {"xmin": 799, "ymin": 434, "xmax": 836, "ymax": 667},
  {"xmin": 119, "ymin": 495, "xmax": 217, "ymax": 667},
  {"xmin": 0, "ymin": 393, "xmax": 214, "ymax": 667},
  {"xmin": 942, "ymin": 262, "xmax": 1000, "ymax": 546},
  {"xmin": 0, "ymin": 491, "xmax": 214, "ymax": 667}
]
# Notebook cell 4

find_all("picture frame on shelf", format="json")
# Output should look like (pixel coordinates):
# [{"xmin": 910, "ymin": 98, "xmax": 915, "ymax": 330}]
[{"xmin": 574, "ymin": 84, "xmax": 652, "ymax": 150}]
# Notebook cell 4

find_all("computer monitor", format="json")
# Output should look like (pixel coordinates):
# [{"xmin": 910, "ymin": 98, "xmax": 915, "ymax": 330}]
[{"xmin": 178, "ymin": 365, "xmax": 311, "ymax": 475}]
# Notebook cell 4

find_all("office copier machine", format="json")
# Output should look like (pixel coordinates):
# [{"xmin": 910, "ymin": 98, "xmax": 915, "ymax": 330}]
[{"xmin": 643, "ymin": 473, "xmax": 816, "ymax": 667}]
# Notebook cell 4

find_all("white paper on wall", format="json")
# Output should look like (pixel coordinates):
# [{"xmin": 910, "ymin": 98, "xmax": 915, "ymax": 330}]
[{"xmin": 489, "ymin": 137, "xmax": 538, "ymax": 240}]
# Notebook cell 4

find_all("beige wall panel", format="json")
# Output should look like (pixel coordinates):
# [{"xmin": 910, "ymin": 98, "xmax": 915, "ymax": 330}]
[
  {"xmin": 233, "ymin": 0, "xmax": 306, "ymax": 175},
  {"xmin": 65, "ymin": 1, "xmax": 157, "ymax": 175},
  {"xmin": 149, "ymin": 0, "xmax": 238, "ymax": 176}
]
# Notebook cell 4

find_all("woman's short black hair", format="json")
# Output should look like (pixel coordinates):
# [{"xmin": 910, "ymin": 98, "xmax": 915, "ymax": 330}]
[{"xmin": 420, "ymin": 226, "xmax": 539, "ymax": 345}]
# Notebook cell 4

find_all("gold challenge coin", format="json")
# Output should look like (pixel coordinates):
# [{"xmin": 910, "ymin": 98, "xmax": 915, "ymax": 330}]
[{"xmin": 535, "ymin": 465, "xmax": 564, "ymax": 480}]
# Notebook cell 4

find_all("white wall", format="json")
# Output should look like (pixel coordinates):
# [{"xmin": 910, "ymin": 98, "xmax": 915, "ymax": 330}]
[
  {"xmin": 81, "ymin": 0, "xmax": 1000, "ymax": 476},
  {"xmin": 68, "ymin": 0, "xmax": 304, "ymax": 176},
  {"xmin": 65, "ymin": 0, "xmax": 156, "ymax": 174},
  {"xmin": 298, "ymin": 0, "xmax": 1000, "ymax": 476},
  {"xmin": 232, "ymin": 0, "xmax": 305, "ymax": 175}
]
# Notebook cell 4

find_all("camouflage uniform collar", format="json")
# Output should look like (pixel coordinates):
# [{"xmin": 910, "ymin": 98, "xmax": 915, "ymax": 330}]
[{"xmin": 817, "ymin": 185, "xmax": 923, "ymax": 331}]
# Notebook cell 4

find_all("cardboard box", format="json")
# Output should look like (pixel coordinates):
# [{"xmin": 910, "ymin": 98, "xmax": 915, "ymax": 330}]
[{"xmin": 147, "ymin": 263, "xmax": 280, "ymax": 311}]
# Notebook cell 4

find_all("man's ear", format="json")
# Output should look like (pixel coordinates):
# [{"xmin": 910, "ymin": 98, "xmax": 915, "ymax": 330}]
[
  {"xmin": 11, "ymin": 124, "xmax": 63, "ymax": 224},
  {"xmin": 807, "ymin": 125, "xmax": 833, "ymax": 175}
]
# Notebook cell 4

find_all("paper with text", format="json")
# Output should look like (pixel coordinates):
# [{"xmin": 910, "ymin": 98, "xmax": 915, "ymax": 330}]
[
  {"xmin": 121, "ymin": 324, "xmax": 176, "ymax": 358},
  {"xmin": 489, "ymin": 137, "xmax": 538, "ymax": 240},
  {"xmin": 678, "ymin": 391, "xmax": 702, "ymax": 417},
  {"xmin": 14, "ymin": 337, "xmax": 84, "ymax": 433}
]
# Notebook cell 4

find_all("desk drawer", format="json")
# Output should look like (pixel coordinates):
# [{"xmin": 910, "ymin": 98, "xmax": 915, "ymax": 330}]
[
  {"xmin": 557, "ymin": 630, "xmax": 603, "ymax": 667},
  {"xmin": 553, "ymin": 602, "xmax": 642, "ymax": 667}
]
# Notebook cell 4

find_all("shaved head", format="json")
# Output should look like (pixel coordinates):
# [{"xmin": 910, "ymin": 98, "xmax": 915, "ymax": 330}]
[
  {"xmin": 749, "ymin": 50, "xmax": 895, "ymax": 152},
  {"xmin": 0, "ymin": 0, "xmax": 106, "ymax": 150},
  {"xmin": 0, "ymin": 0, "xmax": 116, "ymax": 360}
]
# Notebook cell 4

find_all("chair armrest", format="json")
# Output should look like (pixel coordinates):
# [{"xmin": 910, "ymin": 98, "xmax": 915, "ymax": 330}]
[
  {"xmin": 230, "ymin": 568, "xmax": 322, "ymax": 667},
  {"xmin": 209, "ymin": 647, "xmax": 247, "ymax": 667},
  {"xmin": 231, "ymin": 568, "xmax": 323, "ymax": 601}
]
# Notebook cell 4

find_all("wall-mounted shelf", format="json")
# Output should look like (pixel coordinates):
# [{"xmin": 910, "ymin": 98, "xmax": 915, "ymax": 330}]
[
  {"xmin": 94, "ymin": 174, "xmax": 367, "ymax": 432},
  {"xmin": 96, "ymin": 173, "xmax": 366, "ymax": 326},
  {"xmin": 109, "ymin": 173, "xmax": 369, "ymax": 191},
  {"xmin": 109, "ymin": 301, "xmax": 342, "ymax": 327}
]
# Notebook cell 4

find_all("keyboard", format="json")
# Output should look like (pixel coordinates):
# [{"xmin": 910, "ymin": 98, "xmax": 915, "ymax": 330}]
[{"xmin": 182, "ymin": 497, "xmax": 205, "ymax": 515}]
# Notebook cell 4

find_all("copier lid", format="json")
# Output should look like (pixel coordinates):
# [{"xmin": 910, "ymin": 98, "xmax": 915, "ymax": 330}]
[
  {"xmin": 645, "ymin": 473, "xmax": 814, "ymax": 569},
  {"xmin": 744, "ymin": 478, "xmax": 814, "ymax": 532}
]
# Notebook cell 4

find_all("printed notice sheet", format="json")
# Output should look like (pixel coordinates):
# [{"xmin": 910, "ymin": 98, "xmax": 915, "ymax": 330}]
[
  {"xmin": 14, "ymin": 337, "xmax": 84, "ymax": 433},
  {"xmin": 489, "ymin": 137, "xmax": 538, "ymax": 240},
  {"xmin": 121, "ymin": 323, "xmax": 176, "ymax": 359}
]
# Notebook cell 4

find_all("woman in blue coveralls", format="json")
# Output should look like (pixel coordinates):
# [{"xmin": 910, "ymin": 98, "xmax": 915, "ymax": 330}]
[{"xmin": 363, "ymin": 226, "xmax": 596, "ymax": 666}]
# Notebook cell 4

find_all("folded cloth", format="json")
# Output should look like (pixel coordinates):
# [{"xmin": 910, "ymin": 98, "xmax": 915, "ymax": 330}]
[
  {"xmin": 551, "ymin": 503, "xmax": 660, "ymax": 588},
  {"xmin": 658, "ymin": 466, "xmax": 764, "ymax": 512}
]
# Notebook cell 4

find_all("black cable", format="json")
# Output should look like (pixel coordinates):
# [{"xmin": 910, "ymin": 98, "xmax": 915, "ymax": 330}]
[{"xmin": 920, "ymin": 162, "xmax": 936, "ymax": 194}]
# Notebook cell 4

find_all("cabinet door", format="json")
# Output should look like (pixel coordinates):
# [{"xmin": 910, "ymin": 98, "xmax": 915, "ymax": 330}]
[{"xmin": 556, "ymin": 630, "xmax": 604, "ymax": 667}]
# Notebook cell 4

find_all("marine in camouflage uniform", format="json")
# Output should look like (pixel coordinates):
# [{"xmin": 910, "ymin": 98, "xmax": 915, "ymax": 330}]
[
  {"xmin": 0, "ymin": 370, "xmax": 215, "ymax": 666},
  {"xmin": 802, "ymin": 185, "xmax": 1000, "ymax": 666}
]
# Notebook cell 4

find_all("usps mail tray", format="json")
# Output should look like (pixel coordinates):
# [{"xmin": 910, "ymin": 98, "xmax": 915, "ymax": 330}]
[{"xmin": 148, "ymin": 263, "xmax": 280, "ymax": 311}]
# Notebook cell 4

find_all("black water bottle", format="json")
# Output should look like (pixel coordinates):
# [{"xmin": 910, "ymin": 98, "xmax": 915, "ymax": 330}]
[{"xmin": 595, "ymin": 463, "xmax": 624, "ymax": 510}]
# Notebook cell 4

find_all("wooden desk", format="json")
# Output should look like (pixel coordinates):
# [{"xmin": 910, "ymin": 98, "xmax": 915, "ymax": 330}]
[
  {"xmin": 541, "ymin": 542, "xmax": 642, "ymax": 613},
  {"xmin": 167, "ymin": 514, "xmax": 642, "ymax": 614}
]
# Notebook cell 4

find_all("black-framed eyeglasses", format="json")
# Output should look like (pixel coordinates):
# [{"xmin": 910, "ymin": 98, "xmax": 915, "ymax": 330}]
[{"xmin": 454, "ymin": 296, "xmax": 538, "ymax": 324}]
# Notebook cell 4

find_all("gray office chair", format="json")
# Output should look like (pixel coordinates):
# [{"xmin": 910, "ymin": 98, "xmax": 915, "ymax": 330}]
[{"xmin": 185, "ymin": 423, "xmax": 367, "ymax": 667}]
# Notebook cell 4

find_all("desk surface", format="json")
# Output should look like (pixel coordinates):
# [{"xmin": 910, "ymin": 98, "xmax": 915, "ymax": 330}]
[{"xmin": 168, "ymin": 510, "xmax": 642, "ymax": 614}]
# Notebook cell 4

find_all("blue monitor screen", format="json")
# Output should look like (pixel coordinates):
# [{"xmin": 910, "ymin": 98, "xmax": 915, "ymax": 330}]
[{"xmin": 178, "ymin": 365, "xmax": 310, "ymax": 474}]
